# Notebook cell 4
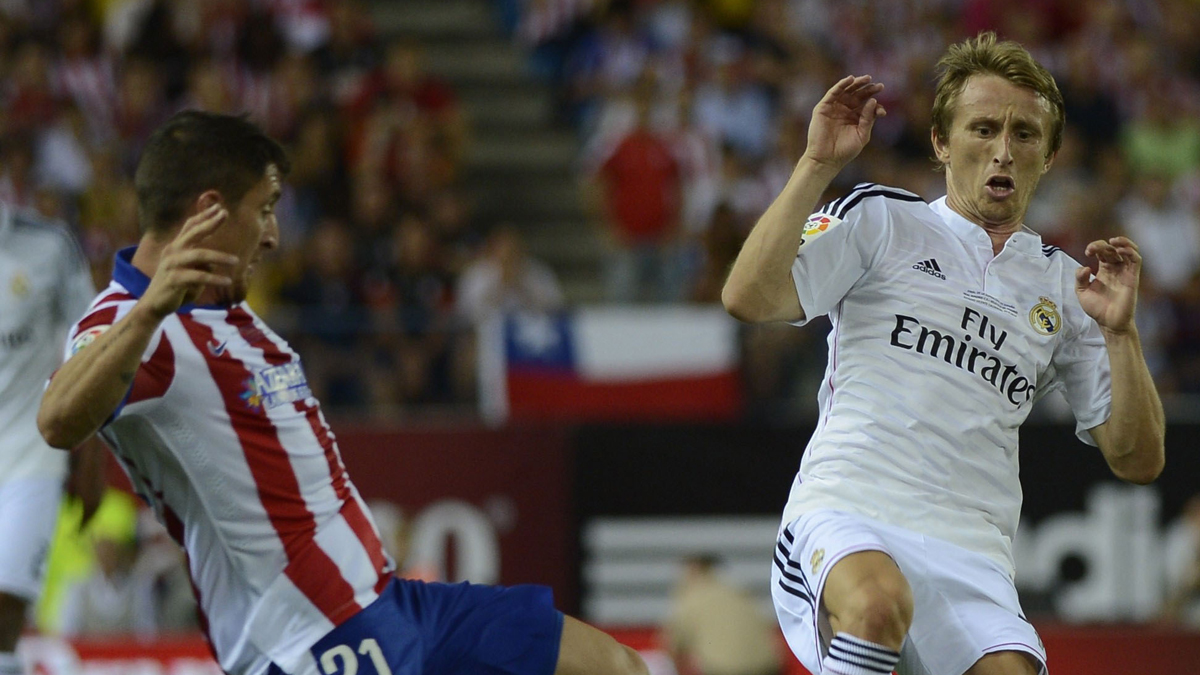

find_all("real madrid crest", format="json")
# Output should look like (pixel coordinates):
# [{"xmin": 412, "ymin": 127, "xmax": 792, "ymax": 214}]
[
  {"xmin": 10, "ymin": 272, "xmax": 29, "ymax": 298},
  {"xmin": 1028, "ymin": 296, "xmax": 1060, "ymax": 336},
  {"xmin": 810, "ymin": 548, "xmax": 825, "ymax": 575}
]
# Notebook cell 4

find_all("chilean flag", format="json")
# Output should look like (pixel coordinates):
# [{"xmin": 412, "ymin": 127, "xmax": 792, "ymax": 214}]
[{"xmin": 479, "ymin": 307, "xmax": 743, "ymax": 423}]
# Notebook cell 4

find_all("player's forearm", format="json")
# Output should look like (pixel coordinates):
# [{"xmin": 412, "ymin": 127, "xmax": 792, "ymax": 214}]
[
  {"xmin": 38, "ymin": 302, "xmax": 163, "ymax": 449},
  {"xmin": 722, "ymin": 156, "xmax": 839, "ymax": 323},
  {"xmin": 1097, "ymin": 327, "xmax": 1165, "ymax": 484}
]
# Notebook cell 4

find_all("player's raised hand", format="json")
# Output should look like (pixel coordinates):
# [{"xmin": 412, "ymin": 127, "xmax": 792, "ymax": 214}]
[
  {"xmin": 1076, "ymin": 236, "xmax": 1142, "ymax": 334},
  {"xmin": 803, "ymin": 75, "xmax": 886, "ymax": 171},
  {"xmin": 142, "ymin": 203, "xmax": 239, "ymax": 319}
]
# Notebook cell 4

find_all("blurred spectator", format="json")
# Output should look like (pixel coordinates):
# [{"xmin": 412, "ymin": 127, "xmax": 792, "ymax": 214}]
[
  {"xmin": 354, "ymin": 40, "xmax": 466, "ymax": 166},
  {"xmin": 374, "ymin": 214, "xmax": 455, "ymax": 406},
  {"xmin": 0, "ymin": 135, "xmax": 36, "ymax": 209},
  {"xmin": 36, "ymin": 489, "xmax": 136, "ymax": 634},
  {"xmin": 663, "ymin": 555, "xmax": 783, "ymax": 675},
  {"xmin": 132, "ymin": 510, "xmax": 197, "ymax": 634},
  {"xmin": 1163, "ymin": 495, "xmax": 1200, "ymax": 627},
  {"xmin": 690, "ymin": 202, "xmax": 743, "ymax": 303},
  {"xmin": 692, "ymin": 51, "xmax": 774, "ymax": 161},
  {"xmin": 1121, "ymin": 82, "xmax": 1200, "ymax": 181},
  {"xmin": 592, "ymin": 88, "xmax": 682, "ymax": 302},
  {"xmin": 1116, "ymin": 172, "xmax": 1200, "ymax": 296},
  {"xmin": 58, "ymin": 501, "xmax": 155, "ymax": 639},
  {"xmin": 1169, "ymin": 271, "xmax": 1200, "ymax": 394},
  {"xmin": 280, "ymin": 219, "xmax": 371, "ymax": 409},
  {"xmin": 564, "ymin": 2, "xmax": 655, "ymax": 134},
  {"xmin": 313, "ymin": 0, "xmax": 379, "ymax": 106},
  {"xmin": 456, "ymin": 224, "xmax": 564, "ymax": 326}
]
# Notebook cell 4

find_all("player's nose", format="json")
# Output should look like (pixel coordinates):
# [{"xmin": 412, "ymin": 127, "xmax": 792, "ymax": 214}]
[
  {"xmin": 262, "ymin": 216, "xmax": 280, "ymax": 250},
  {"xmin": 992, "ymin": 133, "xmax": 1014, "ymax": 166}
]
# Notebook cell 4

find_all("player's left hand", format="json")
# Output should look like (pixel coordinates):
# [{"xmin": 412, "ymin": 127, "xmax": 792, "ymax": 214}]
[{"xmin": 1076, "ymin": 236, "xmax": 1141, "ymax": 334}]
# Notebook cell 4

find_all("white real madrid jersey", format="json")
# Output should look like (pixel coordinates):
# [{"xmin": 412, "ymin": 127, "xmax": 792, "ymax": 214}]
[
  {"xmin": 781, "ymin": 184, "xmax": 1112, "ymax": 576},
  {"xmin": 63, "ymin": 248, "xmax": 394, "ymax": 675},
  {"xmin": 0, "ymin": 204, "xmax": 94, "ymax": 482}
]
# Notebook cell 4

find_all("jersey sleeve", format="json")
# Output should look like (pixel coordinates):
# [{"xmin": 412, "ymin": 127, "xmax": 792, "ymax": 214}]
[
  {"xmin": 62, "ymin": 289, "xmax": 165, "ymax": 425},
  {"xmin": 1049, "ymin": 300, "xmax": 1112, "ymax": 446},
  {"xmin": 789, "ymin": 186, "xmax": 892, "ymax": 326},
  {"xmin": 52, "ymin": 226, "xmax": 96, "ymax": 331}
]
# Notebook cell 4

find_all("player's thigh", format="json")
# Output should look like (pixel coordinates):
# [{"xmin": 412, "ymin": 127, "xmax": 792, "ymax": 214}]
[
  {"xmin": 822, "ymin": 550, "xmax": 914, "ymax": 634},
  {"xmin": 553, "ymin": 615, "xmax": 647, "ymax": 675},
  {"xmin": 964, "ymin": 650, "xmax": 1039, "ymax": 675},
  {"xmin": 0, "ymin": 477, "xmax": 61, "ymax": 600}
]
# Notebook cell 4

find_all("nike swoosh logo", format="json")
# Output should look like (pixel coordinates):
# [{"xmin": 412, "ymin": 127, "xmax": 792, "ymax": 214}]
[{"xmin": 207, "ymin": 339, "xmax": 229, "ymax": 357}]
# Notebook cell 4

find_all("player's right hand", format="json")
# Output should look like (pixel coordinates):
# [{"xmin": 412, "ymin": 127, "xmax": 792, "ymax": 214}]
[
  {"xmin": 141, "ymin": 203, "xmax": 239, "ymax": 319},
  {"xmin": 802, "ymin": 75, "xmax": 886, "ymax": 171}
]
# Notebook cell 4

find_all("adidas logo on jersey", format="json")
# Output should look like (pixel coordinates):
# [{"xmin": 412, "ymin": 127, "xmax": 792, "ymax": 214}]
[{"xmin": 912, "ymin": 258, "xmax": 946, "ymax": 280}]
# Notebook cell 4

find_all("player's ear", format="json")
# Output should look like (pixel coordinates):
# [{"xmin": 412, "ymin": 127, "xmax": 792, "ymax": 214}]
[
  {"xmin": 1042, "ymin": 149, "xmax": 1056, "ymax": 174},
  {"xmin": 195, "ymin": 190, "xmax": 224, "ymax": 213},
  {"xmin": 930, "ymin": 127, "xmax": 950, "ymax": 166}
]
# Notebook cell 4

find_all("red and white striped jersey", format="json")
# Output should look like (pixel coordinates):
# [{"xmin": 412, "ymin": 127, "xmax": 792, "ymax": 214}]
[{"xmin": 64, "ymin": 248, "xmax": 394, "ymax": 675}]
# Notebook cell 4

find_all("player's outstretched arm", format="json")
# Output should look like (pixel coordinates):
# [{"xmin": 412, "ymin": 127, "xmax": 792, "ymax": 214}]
[
  {"xmin": 1078, "ymin": 236, "xmax": 1165, "ymax": 484},
  {"xmin": 38, "ymin": 204, "xmax": 237, "ymax": 449},
  {"xmin": 722, "ymin": 75, "xmax": 885, "ymax": 324}
]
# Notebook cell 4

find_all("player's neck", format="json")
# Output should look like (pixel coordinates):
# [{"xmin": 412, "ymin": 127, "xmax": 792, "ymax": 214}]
[{"xmin": 131, "ymin": 234, "xmax": 170, "ymax": 279}]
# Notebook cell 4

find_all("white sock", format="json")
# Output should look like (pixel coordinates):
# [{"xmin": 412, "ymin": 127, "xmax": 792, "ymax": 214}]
[
  {"xmin": 822, "ymin": 632, "xmax": 901, "ymax": 675},
  {"xmin": 0, "ymin": 652, "xmax": 22, "ymax": 675}
]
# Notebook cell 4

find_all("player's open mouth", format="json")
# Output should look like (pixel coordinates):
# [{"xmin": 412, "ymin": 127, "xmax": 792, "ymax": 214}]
[{"xmin": 985, "ymin": 175, "xmax": 1015, "ymax": 199}]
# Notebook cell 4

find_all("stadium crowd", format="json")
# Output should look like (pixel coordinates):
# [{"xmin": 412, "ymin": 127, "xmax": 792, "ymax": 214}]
[
  {"xmin": 0, "ymin": 0, "xmax": 484, "ymax": 414},
  {"xmin": 519, "ymin": 0, "xmax": 1200, "ymax": 403},
  {"xmin": 3, "ymin": 0, "xmax": 1200, "ymax": 418}
]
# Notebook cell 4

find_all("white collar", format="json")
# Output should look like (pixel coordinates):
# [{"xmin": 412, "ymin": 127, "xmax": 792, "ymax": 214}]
[{"xmin": 929, "ymin": 196, "xmax": 1044, "ymax": 257}]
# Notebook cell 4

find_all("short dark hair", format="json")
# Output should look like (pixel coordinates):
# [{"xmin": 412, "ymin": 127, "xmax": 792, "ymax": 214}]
[{"xmin": 134, "ymin": 110, "xmax": 290, "ymax": 234}]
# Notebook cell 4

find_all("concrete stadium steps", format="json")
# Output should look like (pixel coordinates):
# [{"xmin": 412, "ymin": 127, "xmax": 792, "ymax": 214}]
[
  {"xmin": 371, "ymin": 0, "xmax": 499, "ymax": 40},
  {"xmin": 368, "ymin": 0, "xmax": 599, "ymax": 304},
  {"xmin": 459, "ymin": 85, "xmax": 555, "ymax": 131},
  {"xmin": 464, "ymin": 175, "xmax": 587, "ymax": 221},
  {"xmin": 465, "ymin": 131, "xmax": 577, "ymax": 171},
  {"xmin": 421, "ymin": 41, "xmax": 527, "ymax": 84}
]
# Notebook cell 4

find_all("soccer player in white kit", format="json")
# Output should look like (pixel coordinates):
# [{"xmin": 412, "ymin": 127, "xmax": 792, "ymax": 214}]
[
  {"xmin": 0, "ymin": 204, "xmax": 96, "ymax": 675},
  {"xmin": 722, "ymin": 33, "xmax": 1165, "ymax": 675},
  {"xmin": 37, "ymin": 111, "xmax": 647, "ymax": 675}
]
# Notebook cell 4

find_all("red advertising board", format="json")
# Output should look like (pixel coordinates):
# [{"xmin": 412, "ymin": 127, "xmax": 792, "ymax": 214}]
[{"xmin": 332, "ymin": 425, "xmax": 575, "ymax": 608}]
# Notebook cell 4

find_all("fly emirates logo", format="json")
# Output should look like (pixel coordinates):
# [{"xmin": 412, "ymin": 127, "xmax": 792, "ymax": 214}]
[{"xmin": 889, "ymin": 307, "xmax": 1035, "ymax": 406}]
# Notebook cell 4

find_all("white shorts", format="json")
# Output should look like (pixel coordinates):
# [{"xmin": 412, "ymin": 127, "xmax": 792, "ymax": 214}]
[
  {"xmin": 771, "ymin": 509, "xmax": 1046, "ymax": 675},
  {"xmin": 0, "ymin": 477, "xmax": 63, "ymax": 599}
]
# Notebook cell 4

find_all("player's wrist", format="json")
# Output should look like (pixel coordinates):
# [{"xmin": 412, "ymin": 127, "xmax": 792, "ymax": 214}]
[
  {"xmin": 796, "ymin": 153, "xmax": 845, "ymax": 177},
  {"xmin": 131, "ymin": 296, "xmax": 176, "ymax": 325},
  {"xmin": 1100, "ymin": 323, "xmax": 1138, "ymax": 341}
]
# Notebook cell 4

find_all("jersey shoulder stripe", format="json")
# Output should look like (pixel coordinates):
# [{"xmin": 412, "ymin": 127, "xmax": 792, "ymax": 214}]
[
  {"xmin": 1041, "ymin": 244, "xmax": 1064, "ymax": 258},
  {"xmin": 818, "ymin": 183, "xmax": 925, "ymax": 220},
  {"xmin": 11, "ymin": 209, "xmax": 87, "ymax": 267},
  {"xmin": 832, "ymin": 184, "xmax": 925, "ymax": 219}
]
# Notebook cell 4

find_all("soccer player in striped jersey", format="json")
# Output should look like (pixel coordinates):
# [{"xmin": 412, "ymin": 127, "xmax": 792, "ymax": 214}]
[
  {"xmin": 37, "ymin": 111, "xmax": 647, "ymax": 675},
  {"xmin": 722, "ymin": 33, "xmax": 1164, "ymax": 675}
]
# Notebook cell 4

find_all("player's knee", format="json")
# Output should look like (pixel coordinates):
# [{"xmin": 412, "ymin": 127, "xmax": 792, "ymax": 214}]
[{"xmin": 838, "ymin": 578, "xmax": 913, "ymax": 644}]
